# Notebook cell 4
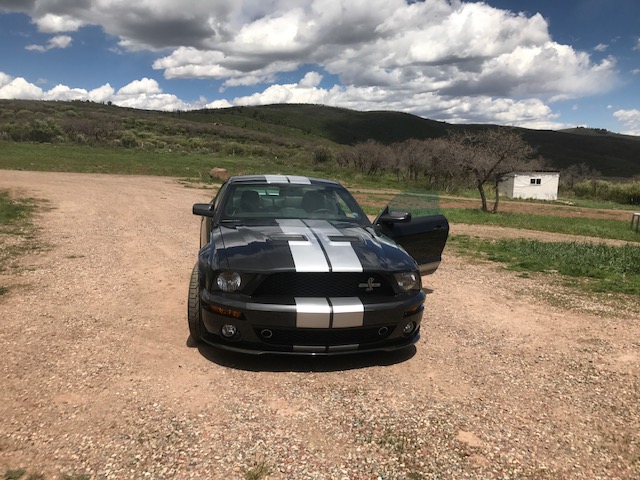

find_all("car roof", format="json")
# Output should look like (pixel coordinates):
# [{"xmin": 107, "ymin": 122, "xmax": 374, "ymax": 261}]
[{"xmin": 226, "ymin": 175, "xmax": 341, "ymax": 187}]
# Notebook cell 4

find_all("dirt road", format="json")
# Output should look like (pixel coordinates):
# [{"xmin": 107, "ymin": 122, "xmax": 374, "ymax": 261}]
[{"xmin": 1, "ymin": 170, "xmax": 638, "ymax": 479}]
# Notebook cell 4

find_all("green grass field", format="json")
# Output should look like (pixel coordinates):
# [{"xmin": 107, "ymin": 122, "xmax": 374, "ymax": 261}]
[
  {"xmin": 0, "ymin": 190, "xmax": 41, "ymax": 293},
  {"xmin": 0, "ymin": 142, "xmax": 266, "ymax": 178},
  {"xmin": 450, "ymin": 235, "xmax": 640, "ymax": 295},
  {"xmin": 0, "ymin": 189, "xmax": 36, "ymax": 235},
  {"xmin": 0, "ymin": 142, "xmax": 410, "ymax": 190},
  {"xmin": 443, "ymin": 208, "xmax": 640, "ymax": 243}
]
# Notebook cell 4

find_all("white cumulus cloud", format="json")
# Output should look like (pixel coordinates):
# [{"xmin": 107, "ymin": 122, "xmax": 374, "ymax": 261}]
[
  {"xmin": 613, "ymin": 109, "xmax": 640, "ymax": 135},
  {"xmin": 117, "ymin": 78, "xmax": 163, "ymax": 96},
  {"xmin": 0, "ymin": 71, "xmax": 190, "ymax": 111},
  {"xmin": 35, "ymin": 14, "xmax": 84, "ymax": 33},
  {"xmin": 149, "ymin": 0, "xmax": 616, "ymax": 107},
  {"xmin": 0, "ymin": 77, "xmax": 44, "ymax": 99},
  {"xmin": 298, "ymin": 71, "xmax": 322, "ymax": 88},
  {"xmin": 0, "ymin": 0, "xmax": 626, "ymax": 128},
  {"xmin": 25, "ymin": 34, "xmax": 73, "ymax": 52}
]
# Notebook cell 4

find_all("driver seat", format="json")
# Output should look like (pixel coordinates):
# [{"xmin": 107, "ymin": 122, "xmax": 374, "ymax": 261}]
[
  {"xmin": 301, "ymin": 190, "xmax": 325, "ymax": 213},
  {"xmin": 239, "ymin": 190, "xmax": 261, "ymax": 212}
]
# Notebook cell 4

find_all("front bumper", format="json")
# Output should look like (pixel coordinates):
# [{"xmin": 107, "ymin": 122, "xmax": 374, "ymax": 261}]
[{"xmin": 199, "ymin": 290, "xmax": 425, "ymax": 355}]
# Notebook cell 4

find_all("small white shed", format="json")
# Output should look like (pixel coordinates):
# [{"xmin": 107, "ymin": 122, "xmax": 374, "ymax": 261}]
[{"xmin": 498, "ymin": 172, "xmax": 560, "ymax": 201}]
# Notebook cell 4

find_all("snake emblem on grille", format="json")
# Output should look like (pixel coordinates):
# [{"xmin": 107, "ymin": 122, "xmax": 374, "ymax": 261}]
[{"xmin": 359, "ymin": 277, "xmax": 381, "ymax": 291}]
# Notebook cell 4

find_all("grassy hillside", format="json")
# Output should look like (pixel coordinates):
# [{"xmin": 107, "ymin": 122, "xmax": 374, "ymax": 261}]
[
  {"xmin": 186, "ymin": 104, "xmax": 640, "ymax": 177},
  {"xmin": 519, "ymin": 129, "xmax": 640, "ymax": 177},
  {"xmin": 559, "ymin": 127, "xmax": 640, "ymax": 141},
  {"xmin": 186, "ymin": 104, "xmax": 452, "ymax": 144},
  {"xmin": 1, "ymin": 99, "xmax": 639, "ymax": 177}
]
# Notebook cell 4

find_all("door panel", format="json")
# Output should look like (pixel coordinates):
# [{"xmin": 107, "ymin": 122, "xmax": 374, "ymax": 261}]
[{"xmin": 376, "ymin": 213, "xmax": 449, "ymax": 274}]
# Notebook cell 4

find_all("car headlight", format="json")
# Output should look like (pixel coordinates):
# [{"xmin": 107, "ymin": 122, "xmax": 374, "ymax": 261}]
[
  {"xmin": 393, "ymin": 271, "xmax": 421, "ymax": 292},
  {"xmin": 216, "ymin": 271, "xmax": 242, "ymax": 292}
]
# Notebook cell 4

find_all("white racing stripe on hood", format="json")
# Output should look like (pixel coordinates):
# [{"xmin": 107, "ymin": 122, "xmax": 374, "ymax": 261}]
[
  {"xmin": 304, "ymin": 220, "xmax": 363, "ymax": 272},
  {"xmin": 277, "ymin": 219, "xmax": 329, "ymax": 272}
]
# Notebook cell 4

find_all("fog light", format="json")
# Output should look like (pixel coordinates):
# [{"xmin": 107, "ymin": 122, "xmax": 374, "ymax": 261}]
[
  {"xmin": 402, "ymin": 321, "xmax": 416, "ymax": 335},
  {"xmin": 221, "ymin": 324, "xmax": 237, "ymax": 338}
]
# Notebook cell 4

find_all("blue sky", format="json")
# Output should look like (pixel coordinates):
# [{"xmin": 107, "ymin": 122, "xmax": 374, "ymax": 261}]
[{"xmin": 0, "ymin": 0, "xmax": 638, "ymax": 134}]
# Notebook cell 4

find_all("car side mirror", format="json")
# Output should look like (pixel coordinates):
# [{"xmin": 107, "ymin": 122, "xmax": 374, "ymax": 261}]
[
  {"xmin": 377, "ymin": 210, "xmax": 412, "ymax": 224},
  {"xmin": 193, "ymin": 203, "xmax": 215, "ymax": 217}
]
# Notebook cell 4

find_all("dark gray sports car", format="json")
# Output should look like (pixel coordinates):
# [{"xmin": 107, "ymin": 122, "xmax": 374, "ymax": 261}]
[{"xmin": 189, "ymin": 175, "xmax": 448, "ymax": 355}]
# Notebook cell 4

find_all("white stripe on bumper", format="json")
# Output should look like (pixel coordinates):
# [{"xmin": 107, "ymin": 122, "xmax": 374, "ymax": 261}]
[
  {"xmin": 295, "ymin": 297, "xmax": 364, "ymax": 329},
  {"xmin": 293, "ymin": 345, "xmax": 326, "ymax": 353},
  {"xmin": 330, "ymin": 297, "xmax": 364, "ymax": 328},
  {"xmin": 328, "ymin": 344, "xmax": 359, "ymax": 352},
  {"xmin": 295, "ymin": 298, "xmax": 331, "ymax": 328}
]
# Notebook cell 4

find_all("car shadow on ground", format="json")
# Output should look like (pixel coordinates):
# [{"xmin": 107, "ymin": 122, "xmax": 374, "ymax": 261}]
[{"xmin": 187, "ymin": 337, "xmax": 416, "ymax": 372}]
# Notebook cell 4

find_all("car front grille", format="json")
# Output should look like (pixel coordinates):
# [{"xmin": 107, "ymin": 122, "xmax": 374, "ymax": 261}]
[
  {"xmin": 254, "ymin": 325, "xmax": 394, "ymax": 346},
  {"xmin": 252, "ymin": 272, "xmax": 395, "ymax": 297}
]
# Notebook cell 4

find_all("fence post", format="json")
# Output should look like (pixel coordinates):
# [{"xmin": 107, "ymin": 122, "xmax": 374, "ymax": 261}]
[{"xmin": 632, "ymin": 212, "xmax": 640, "ymax": 233}]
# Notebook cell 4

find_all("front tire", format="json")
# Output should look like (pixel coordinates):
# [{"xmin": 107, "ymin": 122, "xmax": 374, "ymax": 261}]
[{"xmin": 188, "ymin": 263, "xmax": 206, "ymax": 343}]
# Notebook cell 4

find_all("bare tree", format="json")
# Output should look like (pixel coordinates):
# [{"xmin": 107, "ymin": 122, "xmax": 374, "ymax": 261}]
[
  {"xmin": 422, "ymin": 138, "xmax": 465, "ymax": 191},
  {"xmin": 343, "ymin": 140, "xmax": 395, "ymax": 175},
  {"xmin": 560, "ymin": 162, "xmax": 601, "ymax": 189},
  {"xmin": 395, "ymin": 139, "xmax": 426, "ymax": 181},
  {"xmin": 449, "ymin": 129, "xmax": 540, "ymax": 212},
  {"xmin": 391, "ymin": 138, "xmax": 464, "ymax": 190}
]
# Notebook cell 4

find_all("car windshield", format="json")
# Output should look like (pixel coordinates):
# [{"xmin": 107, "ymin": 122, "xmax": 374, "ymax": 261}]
[{"xmin": 220, "ymin": 183, "xmax": 370, "ymax": 226}]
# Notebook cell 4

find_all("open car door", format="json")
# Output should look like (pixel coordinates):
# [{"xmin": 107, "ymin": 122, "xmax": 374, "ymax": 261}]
[{"xmin": 374, "ymin": 192, "xmax": 449, "ymax": 275}]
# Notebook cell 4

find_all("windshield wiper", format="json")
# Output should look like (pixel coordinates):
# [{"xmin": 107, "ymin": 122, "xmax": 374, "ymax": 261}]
[
  {"xmin": 330, "ymin": 219, "xmax": 366, "ymax": 227},
  {"xmin": 220, "ymin": 218, "xmax": 277, "ymax": 226}
]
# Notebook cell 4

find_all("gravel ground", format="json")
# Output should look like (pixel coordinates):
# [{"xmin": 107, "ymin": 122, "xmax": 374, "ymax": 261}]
[{"xmin": 1, "ymin": 170, "xmax": 639, "ymax": 479}]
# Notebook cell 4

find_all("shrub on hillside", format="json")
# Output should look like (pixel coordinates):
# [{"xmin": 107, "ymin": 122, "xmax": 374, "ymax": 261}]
[
  {"xmin": 312, "ymin": 146, "xmax": 334, "ymax": 165},
  {"xmin": 28, "ymin": 119, "xmax": 63, "ymax": 143},
  {"xmin": 3, "ymin": 119, "xmax": 64, "ymax": 143},
  {"xmin": 120, "ymin": 131, "xmax": 139, "ymax": 148}
]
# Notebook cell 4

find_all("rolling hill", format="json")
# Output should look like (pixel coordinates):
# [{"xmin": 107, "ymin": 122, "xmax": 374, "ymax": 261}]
[{"xmin": 1, "ymin": 100, "xmax": 639, "ymax": 177}]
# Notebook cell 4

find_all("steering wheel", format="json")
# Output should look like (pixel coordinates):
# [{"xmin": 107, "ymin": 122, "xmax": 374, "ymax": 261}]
[{"xmin": 313, "ymin": 209, "xmax": 333, "ymax": 215}]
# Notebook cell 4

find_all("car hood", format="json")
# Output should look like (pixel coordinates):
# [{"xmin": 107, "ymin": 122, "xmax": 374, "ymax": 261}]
[{"xmin": 216, "ymin": 219, "xmax": 416, "ymax": 273}]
